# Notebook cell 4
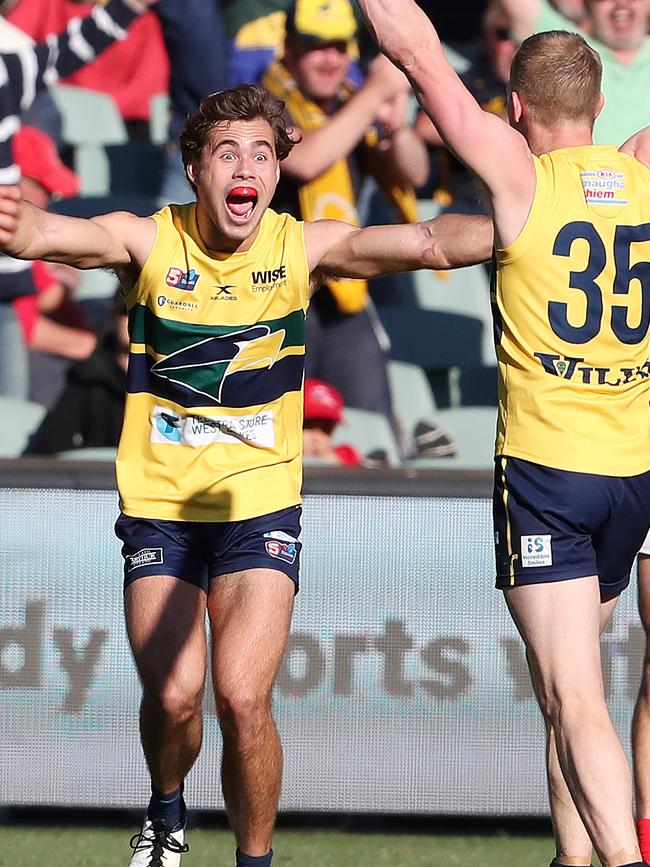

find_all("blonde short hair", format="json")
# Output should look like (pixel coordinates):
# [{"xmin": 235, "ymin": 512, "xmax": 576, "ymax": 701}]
[{"xmin": 509, "ymin": 31, "xmax": 602, "ymax": 127}]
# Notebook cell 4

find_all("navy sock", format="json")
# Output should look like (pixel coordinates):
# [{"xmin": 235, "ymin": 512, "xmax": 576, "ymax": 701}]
[
  {"xmin": 147, "ymin": 783, "xmax": 186, "ymax": 829},
  {"xmin": 235, "ymin": 848, "xmax": 273, "ymax": 867}
]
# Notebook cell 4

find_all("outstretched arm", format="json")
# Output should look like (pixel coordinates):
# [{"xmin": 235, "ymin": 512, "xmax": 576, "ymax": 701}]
[
  {"xmin": 0, "ymin": 186, "xmax": 155, "ymax": 272},
  {"xmin": 304, "ymin": 214, "xmax": 493, "ymax": 284}
]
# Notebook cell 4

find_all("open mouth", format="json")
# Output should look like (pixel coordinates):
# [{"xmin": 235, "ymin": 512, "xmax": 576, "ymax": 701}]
[
  {"xmin": 611, "ymin": 8, "xmax": 633, "ymax": 29},
  {"xmin": 226, "ymin": 186, "xmax": 259, "ymax": 222}
]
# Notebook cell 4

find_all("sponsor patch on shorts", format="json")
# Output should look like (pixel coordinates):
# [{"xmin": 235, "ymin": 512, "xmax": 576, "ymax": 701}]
[
  {"xmin": 126, "ymin": 547, "xmax": 164, "ymax": 572},
  {"xmin": 264, "ymin": 531, "xmax": 298, "ymax": 564},
  {"xmin": 520, "ymin": 535, "xmax": 552, "ymax": 568}
]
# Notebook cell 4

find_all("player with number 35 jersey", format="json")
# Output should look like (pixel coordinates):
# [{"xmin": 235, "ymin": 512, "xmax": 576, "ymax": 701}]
[
  {"xmin": 494, "ymin": 145, "xmax": 650, "ymax": 477},
  {"xmin": 356, "ymin": 0, "xmax": 650, "ymax": 864}
]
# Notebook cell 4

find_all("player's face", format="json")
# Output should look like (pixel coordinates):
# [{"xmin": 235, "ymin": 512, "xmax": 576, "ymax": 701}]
[
  {"xmin": 188, "ymin": 119, "xmax": 280, "ymax": 252},
  {"xmin": 587, "ymin": 0, "xmax": 649, "ymax": 53},
  {"xmin": 289, "ymin": 39, "xmax": 351, "ymax": 103}
]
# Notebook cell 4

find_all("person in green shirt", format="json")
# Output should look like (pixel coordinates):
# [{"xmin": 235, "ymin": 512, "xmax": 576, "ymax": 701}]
[{"xmin": 495, "ymin": 0, "xmax": 650, "ymax": 144}]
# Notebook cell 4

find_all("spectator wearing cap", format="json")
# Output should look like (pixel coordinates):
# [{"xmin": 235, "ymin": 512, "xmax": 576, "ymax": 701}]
[
  {"xmin": 303, "ymin": 377, "xmax": 361, "ymax": 466},
  {"xmin": 225, "ymin": 0, "xmax": 366, "ymax": 89},
  {"xmin": 12, "ymin": 125, "xmax": 97, "ymax": 407},
  {"xmin": 263, "ymin": 0, "xmax": 428, "ymax": 433}
]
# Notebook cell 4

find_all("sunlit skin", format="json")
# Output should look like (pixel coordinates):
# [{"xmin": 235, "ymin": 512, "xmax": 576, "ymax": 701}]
[
  {"xmin": 284, "ymin": 37, "xmax": 351, "ymax": 105},
  {"xmin": 586, "ymin": 0, "xmax": 650, "ymax": 59},
  {"xmin": 19, "ymin": 175, "xmax": 48, "ymax": 209},
  {"xmin": 186, "ymin": 118, "xmax": 281, "ymax": 255}
]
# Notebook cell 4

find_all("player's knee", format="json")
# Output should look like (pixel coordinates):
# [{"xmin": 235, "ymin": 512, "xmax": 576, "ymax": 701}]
[
  {"xmin": 145, "ymin": 678, "xmax": 204, "ymax": 723},
  {"xmin": 537, "ymin": 682, "xmax": 606, "ymax": 731},
  {"xmin": 215, "ymin": 684, "xmax": 271, "ymax": 736}
]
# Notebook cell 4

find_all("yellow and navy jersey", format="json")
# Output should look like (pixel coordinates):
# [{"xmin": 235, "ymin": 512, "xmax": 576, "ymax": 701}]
[
  {"xmin": 117, "ymin": 203, "xmax": 310, "ymax": 522},
  {"xmin": 494, "ymin": 145, "xmax": 650, "ymax": 476}
]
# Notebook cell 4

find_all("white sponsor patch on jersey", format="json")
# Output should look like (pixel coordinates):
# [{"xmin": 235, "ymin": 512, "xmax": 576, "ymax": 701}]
[
  {"xmin": 150, "ymin": 405, "xmax": 275, "ymax": 447},
  {"xmin": 580, "ymin": 170, "xmax": 628, "ymax": 205}
]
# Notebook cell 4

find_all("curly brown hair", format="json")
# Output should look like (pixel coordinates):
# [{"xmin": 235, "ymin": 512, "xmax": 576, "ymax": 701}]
[{"xmin": 179, "ymin": 84, "xmax": 298, "ymax": 180}]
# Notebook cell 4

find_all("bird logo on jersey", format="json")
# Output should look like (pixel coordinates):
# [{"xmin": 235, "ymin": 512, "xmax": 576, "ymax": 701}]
[{"xmin": 150, "ymin": 325, "xmax": 285, "ymax": 404}]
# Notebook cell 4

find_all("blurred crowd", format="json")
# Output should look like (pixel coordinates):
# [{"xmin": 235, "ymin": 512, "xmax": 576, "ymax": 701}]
[{"xmin": 2, "ymin": 0, "xmax": 649, "ymax": 465}]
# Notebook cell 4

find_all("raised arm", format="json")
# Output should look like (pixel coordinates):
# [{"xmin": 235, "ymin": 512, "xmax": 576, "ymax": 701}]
[
  {"xmin": 0, "ymin": 186, "xmax": 155, "ymax": 273},
  {"xmin": 355, "ymin": 0, "xmax": 535, "ymax": 245},
  {"xmin": 304, "ymin": 214, "xmax": 493, "ymax": 284}
]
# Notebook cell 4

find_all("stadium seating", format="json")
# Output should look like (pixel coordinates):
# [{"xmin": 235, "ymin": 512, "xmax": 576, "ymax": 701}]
[
  {"xmin": 0, "ymin": 397, "xmax": 46, "ymax": 457},
  {"xmin": 414, "ymin": 263, "xmax": 495, "ymax": 365},
  {"xmin": 379, "ymin": 305, "xmax": 484, "ymax": 369},
  {"xmin": 75, "ymin": 267, "xmax": 119, "ymax": 301},
  {"xmin": 51, "ymin": 85, "xmax": 127, "ymax": 144},
  {"xmin": 149, "ymin": 92, "xmax": 170, "ymax": 145},
  {"xmin": 404, "ymin": 406, "xmax": 497, "ymax": 469},
  {"xmin": 51, "ymin": 85, "xmax": 128, "ymax": 195},
  {"xmin": 104, "ymin": 140, "xmax": 165, "ymax": 197},
  {"xmin": 332, "ymin": 407, "xmax": 400, "ymax": 466},
  {"xmin": 49, "ymin": 193, "xmax": 159, "ymax": 219},
  {"xmin": 387, "ymin": 360, "xmax": 438, "ymax": 436},
  {"xmin": 55, "ymin": 447, "xmax": 117, "ymax": 461}
]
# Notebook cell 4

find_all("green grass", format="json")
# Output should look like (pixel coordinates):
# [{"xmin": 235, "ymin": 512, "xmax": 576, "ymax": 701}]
[{"xmin": 0, "ymin": 827, "xmax": 556, "ymax": 867}]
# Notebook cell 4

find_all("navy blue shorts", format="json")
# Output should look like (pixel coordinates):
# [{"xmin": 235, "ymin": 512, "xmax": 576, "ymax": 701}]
[
  {"xmin": 115, "ymin": 506, "xmax": 302, "ymax": 593},
  {"xmin": 493, "ymin": 457, "xmax": 650, "ymax": 596}
]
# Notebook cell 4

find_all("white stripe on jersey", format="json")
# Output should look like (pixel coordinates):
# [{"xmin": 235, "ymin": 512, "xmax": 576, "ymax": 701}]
[
  {"xmin": 43, "ymin": 35, "xmax": 60, "ymax": 87},
  {"xmin": 17, "ymin": 47, "xmax": 38, "ymax": 111},
  {"xmin": 0, "ymin": 56, "xmax": 8, "ymax": 89},
  {"xmin": 67, "ymin": 17, "xmax": 96, "ymax": 64},
  {"xmin": 0, "ymin": 116, "xmax": 20, "ymax": 144},
  {"xmin": 92, "ymin": 5, "xmax": 127, "ymax": 41}
]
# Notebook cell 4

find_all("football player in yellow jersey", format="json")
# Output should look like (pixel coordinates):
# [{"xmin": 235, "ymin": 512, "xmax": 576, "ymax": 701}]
[
  {"xmin": 0, "ymin": 84, "xmax": 487, "ymax": 867},
  {"xmin": 356, "ymin": 2, "xmax": 650, "ymax": 866}
]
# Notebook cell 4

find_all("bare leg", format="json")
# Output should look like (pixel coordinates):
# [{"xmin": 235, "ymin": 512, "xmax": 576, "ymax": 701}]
[
  {"xmin": 543, "ymin": 595, "xmax": 618, "ymax": 866},
  {"xmin": 125, "ymin": 575, "xmax": 208, "ymax": 793},
  {"xmin": 208, "ymin": 568, "xmax": 294, "ymax": 857},
  {"xmin": 504, "ymin": 576, "xmax": 640, "ymax": 867},
  {"xmin": 633, "ymin": 555, "xmax": 650, "ymax": 818}
]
